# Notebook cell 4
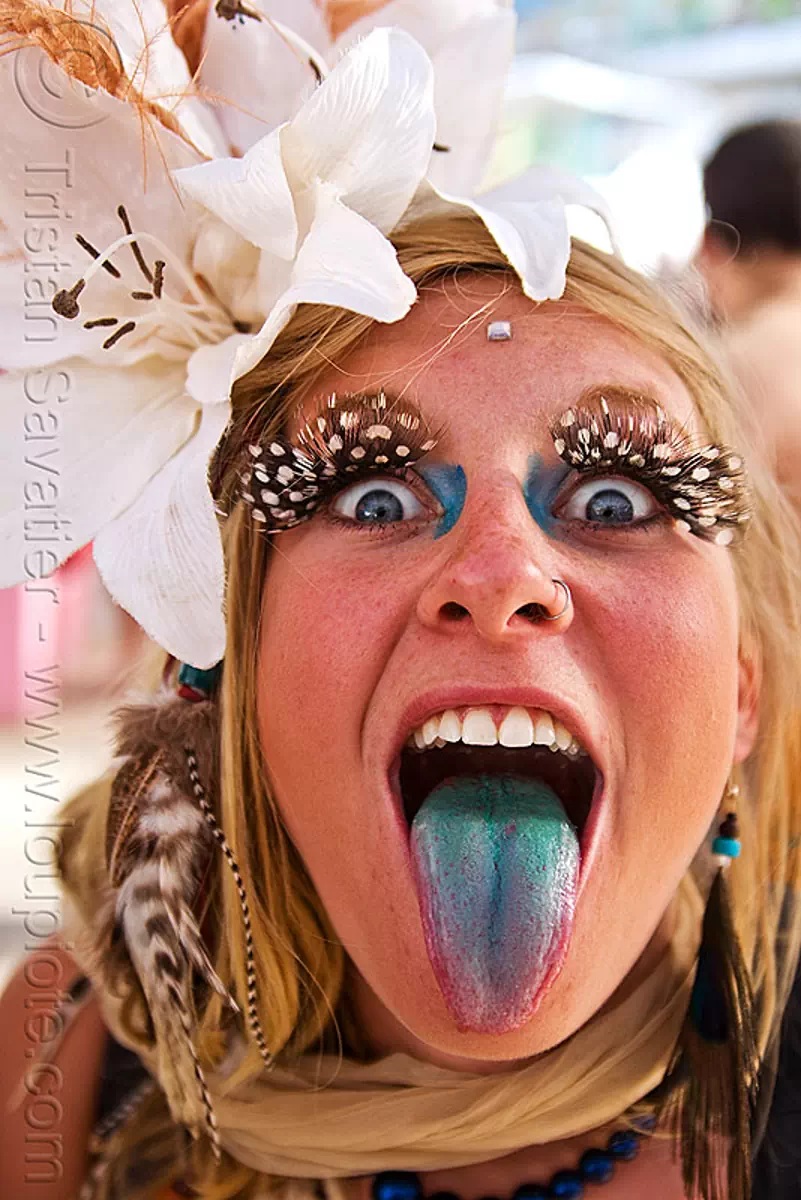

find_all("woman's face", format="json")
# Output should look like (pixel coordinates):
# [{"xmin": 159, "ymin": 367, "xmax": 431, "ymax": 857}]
[{"xmin": 257, "ymin": 275, "xmax": 756, "ymax": 1063}]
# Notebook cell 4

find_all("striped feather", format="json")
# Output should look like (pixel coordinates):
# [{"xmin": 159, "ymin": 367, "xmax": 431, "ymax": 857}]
[
  {"xmin": 101, "ymin": 690, "xmax": 272, "ymax": 1158},
  {"xmin": 112, "ymin": 767, "xmax": 235, "ymax": 1149}
]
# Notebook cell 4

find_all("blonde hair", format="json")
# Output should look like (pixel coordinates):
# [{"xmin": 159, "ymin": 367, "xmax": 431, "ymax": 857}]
[{"xmin": 59, "ymin": 214, "xmax": 801, "ymax": 1198}]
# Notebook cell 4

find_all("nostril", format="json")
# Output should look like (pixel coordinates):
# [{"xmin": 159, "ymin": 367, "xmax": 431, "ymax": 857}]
[
  {"xmin": 440, "ymin": 602, "xmax": 470, "ymax": 622},
  {"xmin": 516, "ymin": 602, "xmax": 548, "ymax": 623}
]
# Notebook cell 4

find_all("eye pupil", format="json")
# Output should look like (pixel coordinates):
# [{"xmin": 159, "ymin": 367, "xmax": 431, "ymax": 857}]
[
  {"xmin": 587, "ymin": 488, "xmax": 635, "ymax": 524},
  {"xmin": 354, "ymin": 488, "xmax": 405, "ymax": 524}
]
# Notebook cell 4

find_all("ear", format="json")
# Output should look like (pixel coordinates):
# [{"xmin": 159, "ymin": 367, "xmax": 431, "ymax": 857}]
[
  {"xmin": 733, "ymin": 650, "xmax": 761, "ymax": 763},
  {"xmin": 695, "ymin": 227, "xmax": 729, "ymax": 270}
]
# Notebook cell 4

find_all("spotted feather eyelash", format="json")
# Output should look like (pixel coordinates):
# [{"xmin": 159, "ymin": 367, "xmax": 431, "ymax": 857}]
[
  {"xmin": 240, "ymin": 391, "xmax": 438, "ymax": 531},
  {"xmin": 550, "ymin": 397, "xmax": 752, "ymax": 546}
]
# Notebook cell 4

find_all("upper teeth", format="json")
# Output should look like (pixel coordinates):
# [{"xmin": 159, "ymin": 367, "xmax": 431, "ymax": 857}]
[{"xmin": 409, "ymin": 707, "xmax": 585, "ymax": 757}]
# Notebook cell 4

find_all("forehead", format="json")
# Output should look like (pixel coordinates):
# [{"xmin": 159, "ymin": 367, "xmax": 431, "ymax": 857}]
[{"xmin": 304, "ymin": 274, "xmax": 699, "ymax": 445}]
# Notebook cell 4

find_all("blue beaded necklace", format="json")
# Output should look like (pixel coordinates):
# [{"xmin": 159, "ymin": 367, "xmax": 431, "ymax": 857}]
[{"xmin": 371, "ymin": 1124, "xmax": 652, "ymax": 1200}]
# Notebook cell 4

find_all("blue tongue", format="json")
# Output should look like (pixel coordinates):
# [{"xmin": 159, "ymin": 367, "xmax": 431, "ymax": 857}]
[{"xmin": 410, "ymin": 774, "xmax": 580, "ymax": 1034}]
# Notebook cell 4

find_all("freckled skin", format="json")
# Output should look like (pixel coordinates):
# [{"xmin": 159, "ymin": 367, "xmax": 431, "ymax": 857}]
[{"xmin": 258, "ymin": 278, "xmax": 758, "ymax": 1067}]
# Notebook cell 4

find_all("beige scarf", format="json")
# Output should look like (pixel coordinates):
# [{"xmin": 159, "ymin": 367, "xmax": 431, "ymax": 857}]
[{"xmin": 72, "ymin": 878, "xmax": 701, "ymax": 1181}]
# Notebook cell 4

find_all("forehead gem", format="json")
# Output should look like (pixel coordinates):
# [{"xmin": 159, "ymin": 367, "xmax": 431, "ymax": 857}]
[{"xmin": 487, "ymin": 320, "xmax": 512, "ymax": 342}]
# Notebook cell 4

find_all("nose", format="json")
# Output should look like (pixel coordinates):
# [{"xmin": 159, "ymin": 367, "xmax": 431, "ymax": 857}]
[{"xmin": 416, "ymin": 478, "xmax": 573, "ymax": 643}]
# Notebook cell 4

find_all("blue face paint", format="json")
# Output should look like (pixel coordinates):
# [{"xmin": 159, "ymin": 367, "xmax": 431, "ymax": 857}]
[
  {"xmin": 419, "ymin": 463, "xmax": 466, "ymax": 538},
  {"xmin": 523, "ymin": 454, "xmax": 570, "ymax": 537}
]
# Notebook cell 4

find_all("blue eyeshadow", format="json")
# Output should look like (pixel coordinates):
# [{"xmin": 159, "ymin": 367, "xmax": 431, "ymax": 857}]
[
  {"xmin": 523, "ymin": 454, "xmax": 569, "ymax": 536},
  {"xmin": 419, "ymin": 463, "xmax": 467, "ymax": 538}
]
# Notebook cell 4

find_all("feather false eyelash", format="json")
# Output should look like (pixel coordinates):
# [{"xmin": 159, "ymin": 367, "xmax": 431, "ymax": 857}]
[
  {"xmin": 550, "ymin": 396, "xmax": 752, "ymax": 546},
  {"xmin": 239, "ymin": 391, "xmax": 438, "ymax": 531}
]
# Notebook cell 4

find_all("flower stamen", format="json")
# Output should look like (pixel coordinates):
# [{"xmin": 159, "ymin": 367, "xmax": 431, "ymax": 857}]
[
  {"xmin": 75, "ymin": 234, "xmax": 122, "ymax": 278},
  {"xmin": 215, "ymin": 0, "xmax": 262, "ymax": 24},
  {"xmin": 103, "ymin": 321, "xmax": 136, "ymax": 350},
  {"xmin": 117, "ymin": 204, "xmax": 154, "ymax": 285},
  {"xmin": 52, "ymin": 279, "xmax": 85, "ymax": 319}
]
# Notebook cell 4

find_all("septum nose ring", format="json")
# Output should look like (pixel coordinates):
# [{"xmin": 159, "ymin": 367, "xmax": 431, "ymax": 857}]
[{"xmin": 538, "ymin": 578, "xmax": 572, "ymax": 622}]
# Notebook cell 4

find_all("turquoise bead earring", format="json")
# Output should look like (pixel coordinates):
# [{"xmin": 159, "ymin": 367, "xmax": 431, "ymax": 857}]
[
  {"xmin": 712, "ymin": 783, "xmax": 742, "ymax": 864},
  {"xmin": 656, "ymin": 774, "xmax": 758, "ymax": 1200}
]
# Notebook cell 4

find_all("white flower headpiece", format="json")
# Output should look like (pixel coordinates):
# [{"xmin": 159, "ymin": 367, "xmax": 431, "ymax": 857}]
[{"xmin": 0, "ymin": 0, "xmax": 612, "ymax": 667}]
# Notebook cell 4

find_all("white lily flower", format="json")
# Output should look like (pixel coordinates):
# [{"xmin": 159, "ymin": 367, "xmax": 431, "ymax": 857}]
[
  {"xmin": 0, "ymin": 24, "xmax": 433, "ymax": 666},
  {"xmin": 0, "ymin": 5, "xmax": 612, "ymax": 669}
]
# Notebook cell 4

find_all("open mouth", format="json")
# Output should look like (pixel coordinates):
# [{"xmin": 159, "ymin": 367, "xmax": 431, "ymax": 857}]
[
  {"xmin": 396, "ymin": 706, "xmax": 600, "ymax": 851},
  {"xmin": 392, "ymin": 704, "xmax": 602, "ymax": 1032}
]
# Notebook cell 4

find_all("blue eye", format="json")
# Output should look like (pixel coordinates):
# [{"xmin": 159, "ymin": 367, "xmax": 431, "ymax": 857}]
[
  {"xmin": 560, "ymin": 477, "xmax": 658, "ymax": 525},
  {"xmin": 332, "ymin": 478, "xmax": 424, "ymax": 525}
]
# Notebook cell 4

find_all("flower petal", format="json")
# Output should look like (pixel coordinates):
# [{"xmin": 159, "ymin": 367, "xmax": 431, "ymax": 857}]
[
  {"xmin": 337, "ymin": 0, "xmax": 514, "ymax": 53},
  {"xmin": 482, "ymin": 164, "xmax": 616, "ymax": 230},
  {"xmin": 233, "ymin": 181, "xmax": 416, "ymax": 380},
  {"xmin": 0, "ymin": 360, "xmax": 195, "ymax": 587},
  {"xmin": 402, "ymin": 170, "xmax": 615, "ymax": 302},
  {"xmin": 190, "ymin": 215, "xmax": 265, "ymax": 327},
  {"xmin": 186, "ymin": 334, "xmax": 253, "ymax": 406},
  {"xmin": 426, "ymin": 12, "xmax": 517, "ymax": 195},
  {"xmin": 92, "ymin": 402, "xmax": 230, "ymax": 667},
  {"xmin": 174, "ymin": 126, "xmax": 298, "ymax": 258},
  {"xmin": 335, "ymin": 3, "xmax": 516, "ymax": 196},
  {"xmin": 469, "ymin": 197, "xmax": 571, "ymax": 301},
  {"xmin": 283, "ymin": 27, "xmax": 435, "ymax": 234},
  {"xmin": 66, "ymin": 0, "xmax": 228, "ymax": 157},
  {"xmin": 198, "ymin": 0, "xmax": 331, "ymax": 154},
  {"xmin": 0, "ymin": 45, "xmax": 203, "ymax": 370}
]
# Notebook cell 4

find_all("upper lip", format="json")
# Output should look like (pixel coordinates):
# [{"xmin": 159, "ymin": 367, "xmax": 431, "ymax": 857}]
[{"xmin": 385, "ymin": 686, "xmax": 605, "ymax": 778}]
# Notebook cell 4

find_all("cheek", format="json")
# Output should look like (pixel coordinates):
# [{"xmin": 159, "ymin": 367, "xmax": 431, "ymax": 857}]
[
  {"xmin": 604, "ymin": 558, "xmax": 737, "ymax": 707},
  {"xmin": 584, "ymin": 545, "xmax": 740, "ymax": 859},
  {"xmin": 257, "ymin": 538, "xmax": 414, "ymax": 827}
]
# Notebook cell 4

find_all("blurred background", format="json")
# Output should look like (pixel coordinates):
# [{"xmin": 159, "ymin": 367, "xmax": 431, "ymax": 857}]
[{"xmin": 3, "ymin": 0, "xmax": 801, "ymax": 984}]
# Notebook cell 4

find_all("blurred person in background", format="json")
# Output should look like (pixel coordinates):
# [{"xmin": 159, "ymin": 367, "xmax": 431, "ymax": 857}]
[{"xmin": 698, "ymin": 119, "xmax": 801, "ymax": 512}]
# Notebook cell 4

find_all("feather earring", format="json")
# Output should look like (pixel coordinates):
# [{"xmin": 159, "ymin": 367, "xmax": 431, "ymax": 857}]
[
  {"xmin": 105, "ymin": 684, "xmax": 236, "ymax": 1157},
  {"xmin": 657, "ymin": 780, "xmax": 759, "ymax": 1200},
  {"xmin": 103, "ymin": 662, "xmax": 273, "ymax": 1161}
]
